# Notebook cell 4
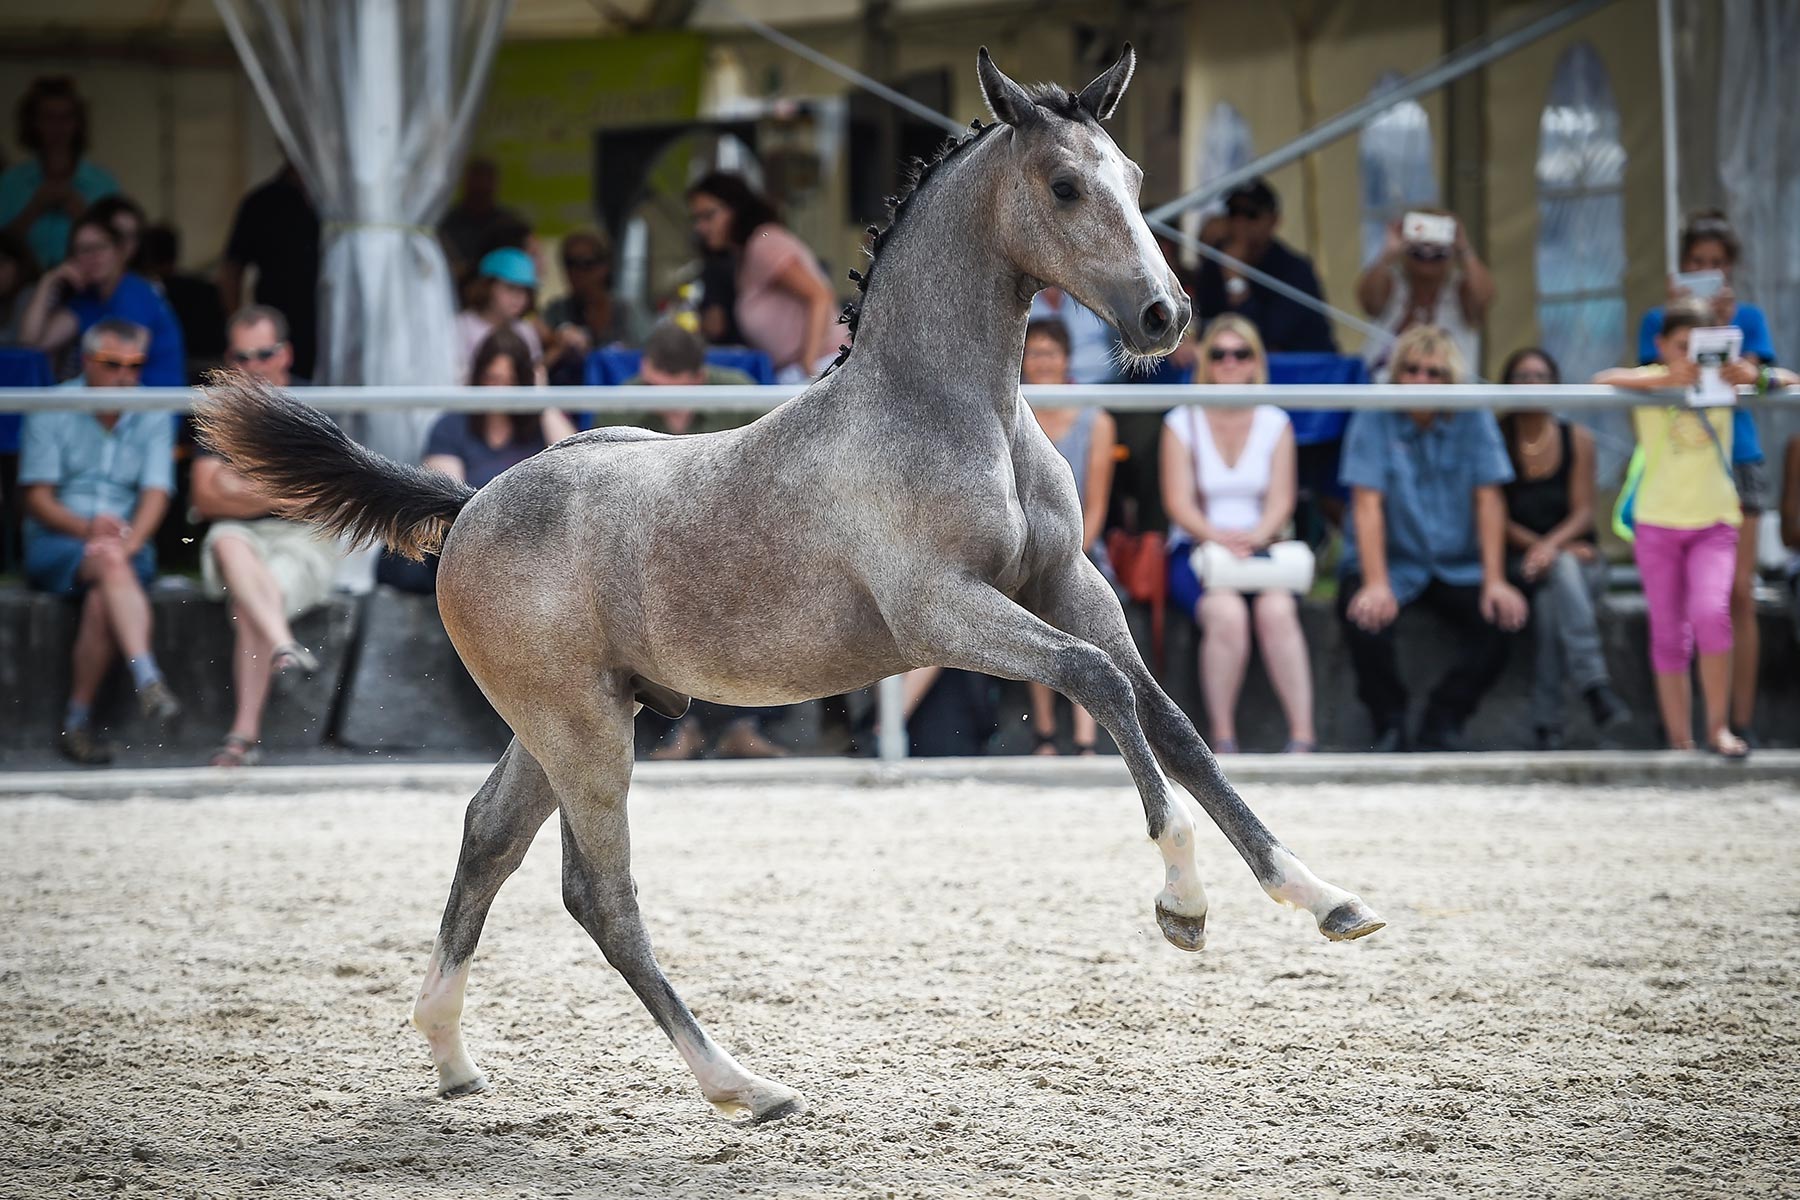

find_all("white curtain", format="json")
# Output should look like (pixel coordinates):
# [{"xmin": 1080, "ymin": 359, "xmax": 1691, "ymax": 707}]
[
  {"xmin": 215, "ymin": 0, "xmax": 510, "ymax": 462},
  {"xmin": 1718, "ymin": 0, "xmax": 1800, "ymax": 457}
]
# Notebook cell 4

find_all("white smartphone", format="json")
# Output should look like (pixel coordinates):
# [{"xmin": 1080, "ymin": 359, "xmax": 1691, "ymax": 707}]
[
  {"xmin": 1402, "ymin": 211, "xmax": 1456, "ymax": 248},
  {"xmin": 1673, "ymin": 269, "xmax": 1725, "ymax": 300}
]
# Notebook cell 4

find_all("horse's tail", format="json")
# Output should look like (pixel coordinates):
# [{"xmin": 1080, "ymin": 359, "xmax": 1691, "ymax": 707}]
[{"xmin": 194, "ymin": 373, "xmax": 474, "ymax": 562}]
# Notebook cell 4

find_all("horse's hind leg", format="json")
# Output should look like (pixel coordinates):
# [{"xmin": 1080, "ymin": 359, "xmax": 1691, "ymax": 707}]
[
  {"xmin": 1031, "ymin": 558, "xmax": 1383, "ymax": 943},
  {"xmin": 412, "ymin": 739, "xmax": 559, "ymax": 1096},
  {"xmin": 538, "ymin": 688, "xmax": 804, "ymax": 1123}
]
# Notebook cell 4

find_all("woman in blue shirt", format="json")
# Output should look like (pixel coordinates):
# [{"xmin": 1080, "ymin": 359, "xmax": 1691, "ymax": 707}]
[
  {"xmin": 1635, "ymin": 210, "xmax": 1773, "ymax": 742},
  {"xmin": 18, "ymin": 208, "xmax": 184, "ymax": 387},
  {"xmin": 0, "ymin": 77, "xmax": 119, "ymax": 270}
]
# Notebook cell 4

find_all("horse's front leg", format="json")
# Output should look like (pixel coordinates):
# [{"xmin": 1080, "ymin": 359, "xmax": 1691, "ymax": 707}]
[
  {"xmin": 1026, "ymin": 555, "xmax": 1384, "ymax": 943},
  {"xmin": 885, "ymin": 575, "xmax": 1211, "ymax": 951}
]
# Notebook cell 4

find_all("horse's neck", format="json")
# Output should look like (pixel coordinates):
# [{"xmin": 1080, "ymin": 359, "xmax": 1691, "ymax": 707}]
[{"xmin": 842, "ymin": 135, "xmax": 1032, "ymax": 425}]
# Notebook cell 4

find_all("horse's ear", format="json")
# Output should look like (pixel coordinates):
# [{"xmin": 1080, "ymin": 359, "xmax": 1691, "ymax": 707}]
[
  {"xmin": 1076, "ymin": 43, "xmax": 1136, "ymax": 121},
  {"xmin": 977, "ymin": 47, "xmax": 1036, "ymax": 127}
]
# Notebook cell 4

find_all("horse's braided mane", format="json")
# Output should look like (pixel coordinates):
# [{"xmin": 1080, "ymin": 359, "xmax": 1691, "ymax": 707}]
[{"xmin": 820, "ymin": 85, "xmax": 1094, "ymax": 376}]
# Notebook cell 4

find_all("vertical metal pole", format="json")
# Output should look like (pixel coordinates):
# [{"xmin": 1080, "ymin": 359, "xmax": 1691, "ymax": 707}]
[
  {"xmin": 877, "ymin": 675, "xmax": 906, "ymax": 761},
  {"xmin": 1657, "ymin": 0, "xmax": 1680, "ymax": 274}
]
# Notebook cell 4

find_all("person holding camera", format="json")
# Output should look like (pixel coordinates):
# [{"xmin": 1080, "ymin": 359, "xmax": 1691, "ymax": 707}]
[
  {"xmin": 1633, "ymin": 210, "xmax": 1775, "ymax": 744},
  {"xmin": 1355, "ymin": 208, "xmax": 1494, "ymax": 379}
]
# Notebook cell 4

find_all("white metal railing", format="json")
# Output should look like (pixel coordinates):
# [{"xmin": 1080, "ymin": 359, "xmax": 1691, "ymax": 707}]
[
  {"xmin": 7, "ymin": 379, "xmax": 1795, "ymax": 764},
  {"xmin": 5, "ymin": 382, "xmax": 1798, "ymax": 413}
]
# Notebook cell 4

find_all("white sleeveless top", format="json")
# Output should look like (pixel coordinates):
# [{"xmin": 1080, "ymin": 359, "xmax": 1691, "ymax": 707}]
[{"xmin": 1163, "ymin": 404, "xmax": 1290, "ymax": 542}]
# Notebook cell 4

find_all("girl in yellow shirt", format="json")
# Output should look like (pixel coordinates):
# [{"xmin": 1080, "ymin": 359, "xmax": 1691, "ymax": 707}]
[{"xmin": 1595, "ymin": 302, "xmax": 1759, "ymax": 757}]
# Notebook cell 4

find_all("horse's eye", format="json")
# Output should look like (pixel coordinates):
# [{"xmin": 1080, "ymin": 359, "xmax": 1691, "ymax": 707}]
[{"xmin": 1051, "ymin": 180, "xmax": 1078, "ymax": 202}]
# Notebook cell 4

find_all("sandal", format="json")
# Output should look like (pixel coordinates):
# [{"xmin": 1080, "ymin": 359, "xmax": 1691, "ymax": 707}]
[
  {"xmin": 1212, "ymin": 737, "xmax": 1240, "ymax": 754},
  {"xmin": 1706, "ymin": 730, "xmax": 1750, "ymax": 761},
  {"xmin": 1283, "ymin": 739, "xmax": 1317, "ymax": 754},
  {"xmin": 1071, "ymin": 741, "xmax": 1097, "ymax": 757},
  {"xmin": 1031, "ymin": 730, "xmax": 1059, "ymax": 757},
  {"xmin": 271, "ymin": 643, "xmax": 319, "ymax": 676},
  {"xmin": 210, "ymin": 733, "xmax": 261, "ymax": 769}
]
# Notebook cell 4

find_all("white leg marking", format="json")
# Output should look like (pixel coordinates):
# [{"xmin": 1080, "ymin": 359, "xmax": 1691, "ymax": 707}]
[
  {"xmin": 413, "ymin": 947, "xmax": 485, "ymax": 1095},
  {"xmin": 1262, "ymin": 846, "xmax": 1385, "ymax": 941},
  {"xmin": 1154, "ymin": 799, "xmax": 1209, "ymax": 919},
  {"xmin": 666, "ymin": 1028, "xmax": 804, "ymax": 1121}
]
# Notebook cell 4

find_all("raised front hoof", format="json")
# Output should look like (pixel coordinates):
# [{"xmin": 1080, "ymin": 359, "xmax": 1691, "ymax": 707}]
[
  {"xmin": 1155, "ymin": 901, "xmax": 1208, "ymax": 952},
  {"xmin": 1319, "ymin": 898, "xmax": 1385, "ymax": 943},
  {"xmin": 438, "ymin": 1073, "xmax": 491, "ymax": 1099},
  {"xmin": 707, "ymin": 1083, "xmax": 807, "ymax": 1125}
]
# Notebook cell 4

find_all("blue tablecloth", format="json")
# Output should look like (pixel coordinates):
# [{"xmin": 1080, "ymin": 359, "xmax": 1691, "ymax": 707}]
[
  {"xmin": 584, "ymin": 346, "xmax": 775, "ymax": 387},
  {"xmin": 0, "ymin": 347, "xmax": 54, "ymax": 454}
]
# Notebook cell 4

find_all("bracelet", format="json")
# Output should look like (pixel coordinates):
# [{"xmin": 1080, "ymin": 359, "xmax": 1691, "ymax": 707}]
[{"xmin": 1757, "ymin": 364, "xmax": 1772, "ymax": 395}]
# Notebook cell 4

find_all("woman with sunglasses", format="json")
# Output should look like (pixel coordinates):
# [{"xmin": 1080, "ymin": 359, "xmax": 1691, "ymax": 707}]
[
  {"xmin": 1354, "ymin": 208, "xmax": 1493, "ymax": 378},
  {"xmin": 1497, "ymin": 347, "xmax": 1630, "ymax": 749},
  {"xmin": 542, "ymin": 230, "xmax": 649, "ymax": 386},
  {"xmin": 1339, "ymin": 324, "xmax": 1526, "ymax": 751},
  {"xmin": 19, "ymin": 206, "xmax": 184, "ymax": 387},
  {"xmin": 1158, "ymin": 315, "xmax": 1316, "ymax": 753}
]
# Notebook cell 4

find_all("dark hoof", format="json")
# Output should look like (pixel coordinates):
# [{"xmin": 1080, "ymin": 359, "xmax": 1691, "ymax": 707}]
[
  {"xmin": 1155, "ymin": 901, "xmax": 1207, "ymax": 952},
  {"xmin": 751, "ymin": 1095, "xmax": 807, "ymax": 1124},
  {"xmin": 1320, "ymin": 899, "xmax": 1385, "ymax": 942},
  {"xmin": 439, "ymin": 1074, "xmax": 490, "ymax": 1098}
]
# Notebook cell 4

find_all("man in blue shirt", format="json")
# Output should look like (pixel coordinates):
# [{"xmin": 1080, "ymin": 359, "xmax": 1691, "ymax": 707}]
[
  {"xmin": 20, "ymin": 317, "xmax": 181, "ymax": 764},
  {"xmin": 1336, "ymin": 330, "xmax": 1528, "ymax": 751}
]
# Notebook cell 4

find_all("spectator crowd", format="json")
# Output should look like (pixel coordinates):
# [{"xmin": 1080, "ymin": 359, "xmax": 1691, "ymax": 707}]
[{"xmin": 4, "ymin": 75, "xmax": 1800, "ymax": 768}]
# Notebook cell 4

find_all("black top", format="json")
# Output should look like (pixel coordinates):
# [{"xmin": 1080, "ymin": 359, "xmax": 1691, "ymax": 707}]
[
  {"xmin": 1502, "ymin": 419, "xmax": 1590, "ymax": 540},
  {"xmin": 1194, "ymin": 238, "xmax": 1337, "ymax": 354},
  {"xmin": 224, "ymin": 170, "xmax": 321, "ymax": 378}
]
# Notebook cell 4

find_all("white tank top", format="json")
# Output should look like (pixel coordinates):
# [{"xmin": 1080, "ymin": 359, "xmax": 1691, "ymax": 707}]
[{"xmin": 1165, "ymin": 404, "xmax": 1289, "ymax": 537}]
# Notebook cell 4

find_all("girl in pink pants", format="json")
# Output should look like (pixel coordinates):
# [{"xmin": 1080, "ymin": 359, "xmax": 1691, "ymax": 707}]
[{"xmin": 1598, "ymin": 302, "xmax": 1754, "ymax": 757}]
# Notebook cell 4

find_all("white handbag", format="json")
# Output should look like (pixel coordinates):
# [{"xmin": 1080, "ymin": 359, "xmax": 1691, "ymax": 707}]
[{"xmin": 1190, "ymin": 538, "xmax": 1316, "ymax": 594}]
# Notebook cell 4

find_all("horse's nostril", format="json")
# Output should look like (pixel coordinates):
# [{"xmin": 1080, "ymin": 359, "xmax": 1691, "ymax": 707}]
[{"xmin": 1142, "ymin": 300, "xmax": 1172, "ymax": 338}]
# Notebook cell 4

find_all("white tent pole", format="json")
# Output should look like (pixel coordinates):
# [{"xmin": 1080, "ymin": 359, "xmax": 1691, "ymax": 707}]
[{"xmin": 1657, "ymin": 0, "xmax": 1680, "ymax": 275}]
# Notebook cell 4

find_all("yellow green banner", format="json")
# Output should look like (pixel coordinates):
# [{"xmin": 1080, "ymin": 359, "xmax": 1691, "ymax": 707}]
[{"xmin": 475, "ymin": 32, "xmax": 708, "ymax": 237}]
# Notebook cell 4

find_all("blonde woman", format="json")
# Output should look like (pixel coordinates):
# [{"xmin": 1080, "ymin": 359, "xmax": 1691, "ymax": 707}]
[
  {"xmin": 1159, "ymin": 314, "xmax": 1315, "ymax": 753},
  {"xmin": 1338, "ymin": 324, "xmax": 1527, "ymax": 752}
]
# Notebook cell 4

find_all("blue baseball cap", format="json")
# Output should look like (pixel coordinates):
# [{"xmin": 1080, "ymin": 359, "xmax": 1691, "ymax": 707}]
[{"xmin": 477, "ymin": 247, "xmax": 537, "ymax": 288}]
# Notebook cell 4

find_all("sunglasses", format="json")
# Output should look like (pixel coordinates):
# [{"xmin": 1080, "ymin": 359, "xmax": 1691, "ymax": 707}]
[
  {"xmin": 1397, "ymin": 361, "xmax": 1451, "ymax": 382},
  {"xmin": 229, "ymin": 345, "xmax": 285, "ymax": 364},
  {"xmin": 1208, "ymin": 346, "xmax": 1256, "ymax": 363},
  {"xmin": 89, "ymin": 354, "xmax": 145, "ymax": 370},
  {"xmin": 563, "ymin": 256, "xmax": 605, "ymax": 271}
]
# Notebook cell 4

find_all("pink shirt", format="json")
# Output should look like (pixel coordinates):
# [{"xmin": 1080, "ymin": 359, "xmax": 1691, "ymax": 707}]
[{"xmin": 734, "ymin": 223, "xmax": 829, "ymax": 371}]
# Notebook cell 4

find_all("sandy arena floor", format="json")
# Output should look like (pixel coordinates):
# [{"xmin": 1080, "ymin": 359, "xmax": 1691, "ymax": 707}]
[{"xmin": 1, "ymin": 775, "xmax": 1796, "ymax": 1198}]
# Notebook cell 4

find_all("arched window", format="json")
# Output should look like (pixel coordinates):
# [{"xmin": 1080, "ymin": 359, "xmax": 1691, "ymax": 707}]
[
  {"xmin": 1535, "ymin": 43, "xmax": 1627, "ymax": 387},
  {"xmin": 1358, "ymin": 72, "xmax": 1438, "ymax": 265},
  {"xmin": 1196, "ymin": 101, "xmax": 1253, "ymax": 218}
]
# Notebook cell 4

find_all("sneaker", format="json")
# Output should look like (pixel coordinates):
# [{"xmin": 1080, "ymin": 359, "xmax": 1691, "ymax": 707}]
[
  {"xmin": 1415, "ymin": 721, "xmax": 1471, "ymax": 753},
  {"xmin": 1583, "ymin": 685, "xmax": 1631, "ymax": 733},
  {"xmin": 1370, "ymin": 726, "xmax": 1409, "ymax": 754},
  {"xmin": 60, "ymin": 726, "xmax": 114, "ymax": 766},
  {"xmin": 138, "ymin": 680, "xmax": 182, "ymax": 723}
]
